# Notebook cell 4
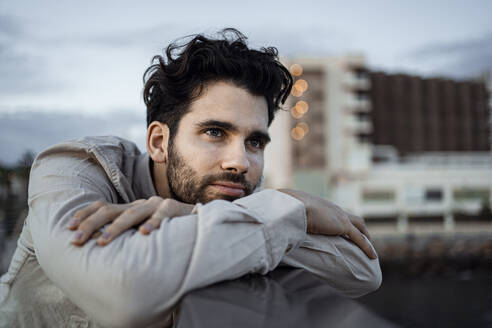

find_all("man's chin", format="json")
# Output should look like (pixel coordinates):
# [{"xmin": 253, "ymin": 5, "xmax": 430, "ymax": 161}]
[
  {"xmin": 199, "ymin": 188, "xmax": 250, "ymax": 203},
  {"xmin": 200, "ymin": 193, "xmax": 240, "ymax": 203}
]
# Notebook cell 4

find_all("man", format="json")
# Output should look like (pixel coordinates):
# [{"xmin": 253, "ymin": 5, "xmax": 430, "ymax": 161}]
[{"xmin": 0, "ymin": 29, "xmax": 381, "ymax": 327}]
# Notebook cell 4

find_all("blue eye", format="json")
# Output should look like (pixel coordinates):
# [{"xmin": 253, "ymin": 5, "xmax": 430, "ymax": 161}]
[
  {"xmin": 247, "ymin": 139, "xmax": 265, "ymax": 150},
  {"xmin": 205, "ymin": 128, "xmax": 223, "ymax": 138}
]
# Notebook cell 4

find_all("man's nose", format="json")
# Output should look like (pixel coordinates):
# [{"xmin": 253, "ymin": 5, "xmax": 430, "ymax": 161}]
[{"xmin": 221, "ymin": 142, "xmax": 250, "ymax": 174}]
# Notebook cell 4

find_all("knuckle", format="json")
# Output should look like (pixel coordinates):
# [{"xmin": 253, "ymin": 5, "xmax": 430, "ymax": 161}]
[
  {"xmin": 347, "ymin": 224, "xmax": 356, "ymax": 233},
  {"xmin": 125, "ymin": 208, "xmax": 138, "ymax": 217},
  {"xmin": 157, "ymin": 200, "xmax": 170, "ymax": 210},
  {"xmin": 99, "ymin": 206, "xmax": 113, "ymax": 216},
  {"xmin": 108, "ymin": 221, "xmax": 123, "ymax": 232},
  {"xmin": 149, "ymin": 218, "xmax": 162, "ymax": 228},
  {"xmin": 148, "ymin": 196, "xmax": 161, "ymax": 203},
  {"xmin": 105, "ymin": 228, "xmax": 118, "ymax": 236},
  {"xmin": 356, "ymin": 216, "xmax": 365, "ymax": 223},
  {"xmin": 163, "ymin": 198, "xmax": 174, "ymax": 207},
  {"xmin": 150, "ymin": 213, "xmax": 163, "ymax": 222},
  {"xmin": 93, "ymin": 200, "xmax": 105, "ymax": 208},
  {"xmin": 349, "ymin": 215, "xmax": 361, "ymax": 225},
  {"xmin": 72, "ymin": 210, "xmax": 85, "ymax": 220},
  {"xmin": 78, "ymin": 221, "xmax": 93, "ymax": 233}
]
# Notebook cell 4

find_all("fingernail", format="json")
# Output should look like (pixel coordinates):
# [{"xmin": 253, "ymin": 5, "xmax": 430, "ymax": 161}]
[
  {"xmin": 72, "ymin": 231, "xmax": 83, "ymax": 242},
  {"xmin": 100, "ymin": 231, "xmax": 111, "ymax": 240},
  {"xmin": 67, "ymin": 218, "xmax": 79, "ymax": 229},
  {"xmin": 139, "ymin": 223, "xmax": 153, "ymax": 235}
]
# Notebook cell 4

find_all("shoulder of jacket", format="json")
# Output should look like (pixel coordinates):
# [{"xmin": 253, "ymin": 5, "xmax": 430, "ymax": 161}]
[
  {"xmin": 34, "ymin": 135, "xmax": 138, "ymax": 160},
  {"xmin": 31, "ymin": 135, "xmax": 141, "ymax": 174}
]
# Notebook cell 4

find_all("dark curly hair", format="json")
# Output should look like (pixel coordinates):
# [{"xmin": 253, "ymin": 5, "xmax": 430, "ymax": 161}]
[{"xmin": 143, "ymin": 28, "xmax": 293, "ymax": 140}]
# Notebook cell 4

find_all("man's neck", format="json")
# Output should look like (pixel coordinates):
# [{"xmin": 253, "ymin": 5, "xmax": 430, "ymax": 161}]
[{"xmin": 151, "ymin": 159, "xmax": 171, "ymax": 199}]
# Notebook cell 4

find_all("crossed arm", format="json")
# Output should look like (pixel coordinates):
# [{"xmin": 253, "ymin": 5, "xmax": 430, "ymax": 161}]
[
  {"xmin": 68, "ymin": 189, "xmax": 377, "ymax": 261},
  {"xmin": 28, "ymin": 155, "xmax": 381, "ymax": 328}
]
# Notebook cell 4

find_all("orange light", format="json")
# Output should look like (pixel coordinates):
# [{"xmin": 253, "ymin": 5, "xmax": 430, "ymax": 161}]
[
  {"xmin": 294, "ymin": 79, "xmax": 308, "ymax": 92},
  {"xmin": 295, "ymin": 100, "xmax": 309, "ymax": 114},
  {"xmin": 290, "ymin": 64, "xmax": 303, "ymax": 76},
  {"xmin": 291, "ymin": 126, "xmax": 305, "ymax": 140},
  {"xmin": 297, "ymin": 122, "xmax": 309, "ymax": 134},
  {"xmin": 291, "ymin": 87, "xmax": 303, "ymax": 97},
  {"xmin": 290, "ymin": 106, "xmax": 303, "ymax": 119}
]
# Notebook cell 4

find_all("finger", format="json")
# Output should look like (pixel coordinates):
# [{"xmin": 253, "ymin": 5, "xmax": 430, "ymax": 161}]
[
  {"xmin": 139, "ymin": 212, "xmax": 167, "ymax": 235},
  {"xmin": 67, "ymin": 200, "xmax": 105, "ymax": 230},
  {"xmin": 97, "ymin": 202, "xmax": 156, "ymax": 246},
  {"xmin": 347, "ymin": 226, "xmax": 377, "ymax": 260},
  {"xmin": 349, "ymin": 214, "xmax": 371, "ymax": 239},
  {"xmin": 139, "ymin": 199, "xmax": 175, "ymax": 234},
  {"xmin": 71, "ymin": 204, "xmax": 121, "ymax": 246},
  {"xmin": 131, "ymin": 199, "xmax": 147, "ymax": 206},
  {"xmin": 138, "ymin": 201, "xmax": 170, "ymax": 235}
]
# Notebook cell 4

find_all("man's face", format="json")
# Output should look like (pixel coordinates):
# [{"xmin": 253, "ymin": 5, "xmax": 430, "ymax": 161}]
[{"xmin": 166, "ymin": 81, "xmax": 270, "ymax": 204}]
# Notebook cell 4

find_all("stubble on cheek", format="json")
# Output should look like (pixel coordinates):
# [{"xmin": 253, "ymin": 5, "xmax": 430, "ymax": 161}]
[{"xmin": 166, "ymin": 142, "xmax": 261, "ymax": 204}]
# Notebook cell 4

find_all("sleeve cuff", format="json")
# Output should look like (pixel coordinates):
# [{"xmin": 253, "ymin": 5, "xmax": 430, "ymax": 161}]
[{"xmin": 234, "ymin": 189, "xmax": 307, "ymax": 268}]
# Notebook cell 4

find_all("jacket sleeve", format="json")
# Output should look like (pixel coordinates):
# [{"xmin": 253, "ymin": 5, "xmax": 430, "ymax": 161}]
[
  {"xmin": 234, "ymin": 193, "xmax": 382, "ymax": 299},
  {"xmin": 27, "ymin": 153, "xmax": 307, "ymax": 328},
  {"xmin": 280, "ymin": 234, "xmax": 382, "ymax": 298}
]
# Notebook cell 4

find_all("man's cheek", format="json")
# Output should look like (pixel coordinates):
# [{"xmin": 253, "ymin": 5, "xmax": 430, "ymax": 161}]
[{"xmin": 249, "ymin": 160, "xmax": 263, "ymax": 185}]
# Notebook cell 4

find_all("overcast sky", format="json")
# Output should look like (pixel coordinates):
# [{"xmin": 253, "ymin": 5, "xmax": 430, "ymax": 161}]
[{"xmin": 1, "ymin": 0, "xmax": 491, "ymax": 165}]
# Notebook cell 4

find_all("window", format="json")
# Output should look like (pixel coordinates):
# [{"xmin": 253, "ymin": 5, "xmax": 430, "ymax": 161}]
[
  {"xmin": 357, "ymin": 133, "xmax": 372, "ymax": 144},
  {"xmin": 352, "ymin": 67, "xmax": 368, "ymax": 80},
  {"xmin": 355, "ymin": 90, "xmax": 369, "ymax": 101},
  {"xmin": 362, "ymin": 190, "xmax": 395, "ymax": 203},
  {"xmin": 425, "ymin": 189, "xmax": 442, "ymax": 202},
  {"xmin": 453, "ymin": 189, "xmax": 489, "ymax": 202},
  {"xmin": 355, "ymin": 111, "xmax": 371, "ymax": 122}
]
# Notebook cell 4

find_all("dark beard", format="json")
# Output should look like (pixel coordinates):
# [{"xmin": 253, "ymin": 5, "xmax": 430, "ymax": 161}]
[{"xmin": 166, "ymin": 142, "xmax": 256, "ymax": 204}]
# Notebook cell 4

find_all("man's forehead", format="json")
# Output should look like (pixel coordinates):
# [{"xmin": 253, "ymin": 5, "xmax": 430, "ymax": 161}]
[{"xmin": 184, "ymin": 82, "xmax": 269, "ymax": 131}]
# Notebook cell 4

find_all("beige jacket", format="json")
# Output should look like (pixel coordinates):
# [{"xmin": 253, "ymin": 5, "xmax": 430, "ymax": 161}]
[{"xmin": 0, "ymin": 136, "xmax": 381, "ymax": 328}]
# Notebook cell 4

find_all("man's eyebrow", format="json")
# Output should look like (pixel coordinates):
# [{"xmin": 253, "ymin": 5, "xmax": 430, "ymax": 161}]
[
  {"xmin": 248, "ymin": 131, "xmax": 271, "ymax": 144},
  {"xmin": 195, "ymin": 120, "xmax": 239, "ymax": 132},
  {"xmin": 195, "ymin": 119, "xmax": 271, "ymax": 143}
]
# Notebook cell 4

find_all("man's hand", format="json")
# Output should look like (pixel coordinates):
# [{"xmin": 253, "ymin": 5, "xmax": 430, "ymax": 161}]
[
  {"xmin": 278, "ymin": 189, "xmax": 377, "ymax": 259},
  {"xmin": 67, "ymin": 196, "xmax": 195, "ymax": 246}
]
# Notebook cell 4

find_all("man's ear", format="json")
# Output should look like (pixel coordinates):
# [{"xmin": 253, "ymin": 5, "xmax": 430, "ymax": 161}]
[{"xmin": 146, "ymin": 121, "xmax": 170, "ymax": 164}]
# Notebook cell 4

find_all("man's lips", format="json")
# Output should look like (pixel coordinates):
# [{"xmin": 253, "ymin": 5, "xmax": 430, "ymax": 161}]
[{"xmin": 209, "ymin": 182, "xmax": 246, "ymax": 197}]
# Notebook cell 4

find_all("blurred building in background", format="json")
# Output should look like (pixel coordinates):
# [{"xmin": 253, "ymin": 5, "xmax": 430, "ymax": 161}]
[{"xmin": 264, "ymin": 56, "xmax": 492, "ymax": 236}]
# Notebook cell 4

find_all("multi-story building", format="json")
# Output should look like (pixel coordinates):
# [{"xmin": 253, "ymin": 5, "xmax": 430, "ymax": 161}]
[
  {"xmin": 264, "ymin": 56, "xmax": 492, "ymax": 235},
  {"xmin": 265, "ymin": 55, "xmax": 373, "ymax": 194},
  {"xmin": 371, "ymin": 73, "xmax": 490, "ymax": 154}
]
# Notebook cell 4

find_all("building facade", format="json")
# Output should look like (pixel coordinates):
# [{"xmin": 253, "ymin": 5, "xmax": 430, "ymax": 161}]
[
  {"xmin": 371, "ymin": 73, "xmax": 490, "ymax": 154},
  {"xmin": 263, "ymin": 56, "xmax": 492, "ymax": 235}
]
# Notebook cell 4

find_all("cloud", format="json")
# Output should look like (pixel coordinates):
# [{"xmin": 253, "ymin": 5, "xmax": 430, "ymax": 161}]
[
  {"xmin": 407, "ymin": 33, "xmax": 492, "ymax": 79},
  {"xmin": 0, "ymin": 13, "xmax": 350, "ymax": 101},
  {"xmin": 29, "ymin": 21, "xmax": 349, "ymax": 56},
  {"xmin": 0, "ymin": 15, "xmax": 60, "ymax": 94},
  {"xmin": 247, "ymin": 24, "xmax": 353, "ymax": 57},
  {"xmin": 0, "ymin": 15, "xmax": 21, "ymax": 38},
  {"xmin": 0, "ymin": 109, "xmax": 146, "ymax": 166},
  {"xmin": 36, "ymin": 23, "xmax": 181, "ymax": 48}
]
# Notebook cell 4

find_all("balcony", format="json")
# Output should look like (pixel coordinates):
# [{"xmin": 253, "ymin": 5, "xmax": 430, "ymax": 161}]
[
  {"xmin": 343, "ymin": 71, "xmax": 371, "ymax": 90},
  {"xmin": 345, "ymin": 94, "xmax": 372, "ymax": 112}
]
